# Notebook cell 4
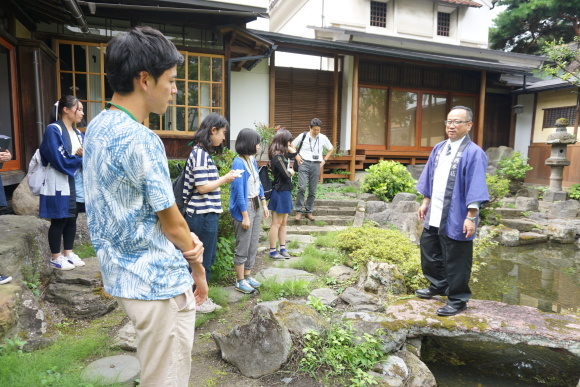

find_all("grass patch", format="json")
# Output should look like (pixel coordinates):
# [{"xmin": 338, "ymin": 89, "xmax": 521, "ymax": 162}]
[
  {"xmin": 74, "ymin": 243, "xmax": 96, "ymax": 259},
  {"xmin": 314, "ymin": 231, "xmax": 342, "ymax": 248},
  {"xmin": 258, "ymin": 277, "xmax": 312, "ymax": 301},
  {"xmin": 194, "ymin": 287, "xmax": 229, "ymax": 328},
  {"xmin": 287, "ymin": 240, "xmax": 300, "ymax": 249},
  {"xmin": 314, "ymin": 220, "xmax": 327, "ymax": 227},
  {"xmin": 0, "ymin": 311, "xmax": 126, "ymax": 386},
  {"xmin": 288, "ymin": 245, "xmax": 347, "ymax": 274}
]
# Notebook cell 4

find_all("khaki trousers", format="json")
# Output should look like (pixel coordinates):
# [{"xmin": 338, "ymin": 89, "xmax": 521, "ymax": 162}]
[{"xmin": 116, "ymin": 289, "xmax": 196, "ymax": 387}]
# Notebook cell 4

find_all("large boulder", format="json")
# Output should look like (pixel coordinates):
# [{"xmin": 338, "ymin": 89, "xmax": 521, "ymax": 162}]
[
  {"xmin": 213, "ymin": 305, "xmax": 292, "ymax": 378},
  {"xmin": 309, "ymin": 288, "xmax": 340, "ymax": 306},
  {"xmin": 395, "ymin": 349, "xmax": 437, "ymax": 387},
  {"xmin": 275, "ymin": 301, "xmax": 330, "ymax": 335},
  {"xmin": 357, "ymin": 261, "xmax": 407, "ymax": 299},
  {"xmin": 548, "ymin": 200, "xmax": 580, "ymax": 219},
  {"xmin": 515, "ymin": 197, "xmax": 539, "ymax": 211},
  {"xmin": 545, "ymin": 223, "xmax": 577, "ymax": 244},
  {"xmin": 11, "ymin": 178, "xmax": 39, "ymax": 216},
  {"xmin": 485, "ymin": 146, "xmax": 513, "ymax": 175},
  {"xmin": 340, "ymin": 287, "xmax": 384, "ymax": 312},
  {"xmin": 391, "ymin": 193, "xmax": 417, "ymax": 205},
  {"xmin": 366, "ymin": 201, "xmax": 388, "ymax": 215},
  {"xmin": 326, "ymin": 265, "xmax": 356, "ymax": 283}
]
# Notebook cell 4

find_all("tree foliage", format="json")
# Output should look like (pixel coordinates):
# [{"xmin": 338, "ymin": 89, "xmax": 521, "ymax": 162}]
[
  {"xmin": 541, "ymin": 36, "xmax": 580, "ymax": 86},
  {"xmin": 489, "ymin": 0, "xmax": 580, "ymax": 54}
]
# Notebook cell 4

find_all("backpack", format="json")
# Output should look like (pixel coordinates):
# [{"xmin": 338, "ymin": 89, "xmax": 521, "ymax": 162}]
[
  {"xmin": 173, "ymin": 164, "xmax": 192, "ymax": 216},
  {"xmin": 27, "ymin": 149, "xmax": 47, "ymax": 196},
  {"xmin": 259, "ymin": 164, "xmax": 273, "ymax": 201},
  {"xmin": 27, "ymin": 123, "xmax": 64, "ymax": 196}
]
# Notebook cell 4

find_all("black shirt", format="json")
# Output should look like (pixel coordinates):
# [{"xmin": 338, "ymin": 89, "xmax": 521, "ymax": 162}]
[{"xmin": 270, "ymin": 153, "xmax": 293, "ymax": 192}]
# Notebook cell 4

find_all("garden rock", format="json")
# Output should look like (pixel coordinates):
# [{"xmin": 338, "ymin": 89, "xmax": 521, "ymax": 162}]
[
  {"xmin": 500, "ymin": 228, "xmax": 520, "ymax": 247},
  {"xmin": 257, "ymin": 299, "xmax": 288, "ymax": 314},
  {"xmin": 112, "ymin": 320, "xmax": 137, "ymax": 352},
  {"xmin": 485, "ymin": 146, "xmax": 513, "ymax": 175},
  {"xmin": 479, "ymin": 225, "xmax": 500, "ymax": 242},
  {"xmin": 365, "ymin": 200, "xmax": 388, "ymax": 215},
  {"xmin": 366, "ymin": 371, "xmax": 404, "ymax": 387},
  {"xmin": 275, "ymin": 302, "xmax": 330, "ymax": 335},
  {"xmin": 548, "ymin": 200, "xmax": 580, "ymax": 219},
  {"xmin": 0, "ymin": 283, "xmax": 18, "ymax": 337},
  {"xmin": 341, "ymin": 312, "xmax": 392, "ymax": 323},
  {"xmin": 327, "ymin": 265, "xmax": 356, "ymax": 283},
  {"xmin": 255, "ymin": 267, "xmax": 317, "ymax": 283},
  {"xmin": 357, "ymin": 261, "xmax": 406, "ymax": 299},
  {"xmin": 341, "ymin": 287, "xmax": 382, "ymax": 306},
  {"xmin": 309, "ymin": 288, "xmax": 339, "ymax": 306},
  {"xmin": 500, "ymin": 219, "xmax": 539, "ymax": 232},
  {"xmin": 80, "ymin": 355, "xmax": 140, "ymax": 386},
  {"xmin": 406, "ymin": 165, "xmax": 424, "ymax": 180},
  {"xmin": 213, "ymin": 305, "xmax": 292, "ymax": 378},
  {"xmin": 373, "ymin": 355, "xmax": 409, "ymax": 380},
  {"xmin": 516, "ymin": 187, "xmax": 540, "ymax": 199},
  {"xmin": 223, "ymin": 286, "xmax": 247, "ymax": 303},
  {"xmin": 515, "ymin": 197, "xmax": 539, "ymax": 211},
  {"xmin": 14, "ymin": 287, "xmax": 51, "ymax": 350},
  {"xmin": 545, "ymin": 224, "xmax": 576, "ymax": 244},
  {"xmin": 11, "ymin": 178, "xmax": 39, "ymax": 216},
  {"xmin": 529, "ymin": 211, "xmax": 548, "ymax": 222},
  {"xmin": 390, "ymin": 212, "xmax": 423, "ymax": 244},
  {"xmin": 344, "ymin": 180, "xmax": 361, "ymax": 188},
  {"xmin": 357, "ymin": 193, "xmax": 380, "ymax": 201},
  {"xmin": 367, "ymin": 209, "xmax": 394, "ymax": 225},
  {"xmin": 518, "ymin": 232, "xmax": 548, "ymax": 245},
  {"xmin": 396, "ymin": 349, "xmax": 437, "ymax": 387},
  {"xmin": 391, "ymin": 193, "xmax": 417, "ymax": 205},
  {"xmin": 395, "ymin": 200, "xmax": 419, "ymax": 213}
]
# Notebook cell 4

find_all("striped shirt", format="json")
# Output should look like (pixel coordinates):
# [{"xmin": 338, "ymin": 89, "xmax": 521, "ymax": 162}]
[{"xmin": 183, "ymin": 145, "xmax": 222, "ymax": 215}]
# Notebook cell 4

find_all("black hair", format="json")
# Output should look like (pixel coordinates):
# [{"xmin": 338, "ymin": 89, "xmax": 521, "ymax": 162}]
[
  {"xmin": 235, "ymin": 128, "xmax": 261, "ymax": 156},
  {"xmin": 192, "ymin": 113, "xmax": 229, "ymax": 155},
  {"xmin": 450, "ymin": 106, "xmax": 473, "ymax": 122},
  {"xmin": 268, "ymin": 128, "xmax": 293, "ymax": 159},
  {"xmin": 310, "ymin": 118, "xmax": 322, "ymax": 127},
  {"xmin": 50, "ymin": 95, "xmax": 81, "ymax": 123},
  {"xmin": 105, "ymin": 26, "xmax": 184, "ymax": 94}
]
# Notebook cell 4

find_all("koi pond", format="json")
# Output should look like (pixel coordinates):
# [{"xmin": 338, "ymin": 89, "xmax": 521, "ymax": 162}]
[{"xmin": 422, "ymin": 243, "xmax": 580, "ymax": 386}]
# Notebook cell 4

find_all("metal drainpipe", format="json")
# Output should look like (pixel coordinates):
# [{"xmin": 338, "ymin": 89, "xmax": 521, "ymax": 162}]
[
  {"xmin": 226, "ymin": 49, "xmax": 277, "ymax": 146},
  {"xmin": 63, "ymin": 0, "xmax": 89, "ymax": 33},
  {"xmin": 33, "ymin": 50, "xmax": 44, "ymax": 145}
]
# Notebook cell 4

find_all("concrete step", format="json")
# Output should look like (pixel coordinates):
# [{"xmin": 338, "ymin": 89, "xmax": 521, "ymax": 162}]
[
  {"xmin": 286, "ymin": 225, "xmax": 349, "ymax": 235},
  {"xmin": 288, "ymin": 215, "xmax": 353, "ymax": 226},
  {"xmin": 313, "ymin": 207, "xmax": 357, "ymax": 216}
]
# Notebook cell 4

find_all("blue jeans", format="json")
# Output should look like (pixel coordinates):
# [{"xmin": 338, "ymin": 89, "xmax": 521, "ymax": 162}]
[{"xmin": 185, "ymin": 212, "xmax": 219, "ymax": 282}]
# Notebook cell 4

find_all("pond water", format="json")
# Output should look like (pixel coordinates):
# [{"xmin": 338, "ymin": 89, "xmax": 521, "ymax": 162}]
[{"xmin": 424, "ymin": 243, "xmax": 580, "ymax": 386}]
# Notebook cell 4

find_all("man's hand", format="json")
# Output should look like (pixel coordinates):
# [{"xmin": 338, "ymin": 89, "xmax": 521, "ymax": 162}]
[
  {"xmin": 242, "ymin": 213, "xmax": 250, "ymax": 229},
  {"xmin": 295, "ymin": 154, "xmax": 303, "ymax": 165},
  {"xmin": 262, "ymin": 203, "xmax": 270, "ymax": 219},
  {"xmin": 191, "ymin": 266, "xmax": 208, "ymax": 305},
  {"xmin": 0, "ymin": 150, "xmax": 11, "ymax": 162},
  {"xmin": 463, "ymin": 218, "xmax": 476, "ymax": 238},
  {"xmin": 417, "ymin": 198, "xmax": 430, "ymax": 221},
  {"xmin": 182, "ymin": 232, "xmax": 204, "ymax": 264}
]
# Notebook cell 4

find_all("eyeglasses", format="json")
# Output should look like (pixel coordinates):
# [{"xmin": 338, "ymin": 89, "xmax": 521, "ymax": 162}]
[{"xmin": 444, "ymin": 120, "xmax": 470, "ymax": 126}]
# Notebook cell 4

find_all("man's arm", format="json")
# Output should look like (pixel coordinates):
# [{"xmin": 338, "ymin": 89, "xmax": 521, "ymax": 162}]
[
  {"xmin": 157, "ymin": 204, "xmax": 208, "ymax": 304},
  {"xmin": 417, "ymin": 197, "xmax": 430, "ymax": 221}
]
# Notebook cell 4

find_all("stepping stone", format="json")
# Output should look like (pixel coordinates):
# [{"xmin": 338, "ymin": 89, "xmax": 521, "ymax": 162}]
[
  {"xmin": 112, "ymin": 321, "xmax": 136, "ymax": 352},
  {"xmin": 257, "ymin": 299, "xmax": 288, "ymax": 314},
  {"xmin": 518, "ymin": 232, "xmax": 548, "ymax": 245},
  {"xmin": 285, "ymin": 225, "xmax": 348, "ymax": 235},
  {"xmin": 256, "ymin": 268, "xmax": 317, "ymax": 283},
  {"xmin": 500, "ymin": 218, "xmax": 541, "ymax": 232},
  {"xmin": 81, "ymin": 355, "xmax": 140, "ymax": 386},
  {"xmin": 223, "ymin": 286, "xmax": 251, "ymax": 303},
  {"xmin": 286, "ymin": 235, "xmax": 314, "ymax": 244}
]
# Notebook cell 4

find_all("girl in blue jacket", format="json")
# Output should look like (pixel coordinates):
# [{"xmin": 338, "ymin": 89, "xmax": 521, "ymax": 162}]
[
  {"xmin": 39, "ymin": 95, "xmax": 85, "ymax": 270},
  {"xmin": 230, "ymin": 128, "xmax": 270, "ymax": 293}
]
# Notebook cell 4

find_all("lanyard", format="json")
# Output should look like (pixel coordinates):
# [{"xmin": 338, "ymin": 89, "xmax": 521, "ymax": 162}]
[
  {"xmin": 309, "ymin": 135, "xmax": 319, "ymax": 154},
  {"xmin": 105, "ymin": 102, "xmax": 137, "ymax": 122}
]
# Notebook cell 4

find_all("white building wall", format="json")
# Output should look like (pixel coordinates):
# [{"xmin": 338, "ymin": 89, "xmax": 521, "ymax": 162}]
[
  {"xmin": 514, "ymin": 94, "xmax": 535, "ymax": 157},
  {"xmin": 340, "ymin": 56, "xmax": 354, "ymax": 152},
  {"xmin": 229, "ymin": 60, "xmax": 270, "ymax": 149}
]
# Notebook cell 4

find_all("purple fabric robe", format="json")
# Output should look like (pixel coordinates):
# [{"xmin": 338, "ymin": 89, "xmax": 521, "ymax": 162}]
[{"xmin": 416, "ymin": 138, "xmax": 489, "ymax": 241}]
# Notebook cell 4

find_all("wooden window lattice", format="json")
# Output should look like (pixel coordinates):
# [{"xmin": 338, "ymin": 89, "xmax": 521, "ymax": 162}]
[
  {"xmin": 370, "ymin": 1, "xmax": 387, "ymax": 28},
  {"xmin": 542, "ymin": 106, "xmax": 577, "ymax": 128},
  {"xmin": 437, "ymin": 12, "xmax": 451, "ymax": 37}
]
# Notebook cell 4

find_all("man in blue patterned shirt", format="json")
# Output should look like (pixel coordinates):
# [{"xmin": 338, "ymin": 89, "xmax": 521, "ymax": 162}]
[{"xmin": 83, "ymin": 26, "xmax": 206, "ymax": 386}]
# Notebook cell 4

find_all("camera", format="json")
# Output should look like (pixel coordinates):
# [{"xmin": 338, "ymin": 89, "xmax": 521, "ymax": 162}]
[{"xmin": 312, "ymin": 155, "xmax": 319, "ymax": 160}]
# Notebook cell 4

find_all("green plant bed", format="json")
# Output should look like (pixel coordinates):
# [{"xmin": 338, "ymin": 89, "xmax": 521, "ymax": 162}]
[
  {"xmin": 288, "ymin": 245, "xmax": 347, "ymax": 274},
  {"xmin": 258, "ymin": 278, "xmax": 313, "ymax": 302},
  {"xmin": 361, "ymin": 160, "xmax": 416, "ymax": 202}
]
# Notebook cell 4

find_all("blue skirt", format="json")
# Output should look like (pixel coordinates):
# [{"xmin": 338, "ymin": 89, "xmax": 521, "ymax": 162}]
[{"xmin": 268, "ymin": 189, "xmax": 293, "ymax": 214}]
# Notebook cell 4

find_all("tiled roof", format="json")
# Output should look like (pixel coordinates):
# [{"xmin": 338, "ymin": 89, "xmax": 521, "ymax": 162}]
[{"xmin": 439, "ymin": 0, "xmax": 482, "ymax": 7}]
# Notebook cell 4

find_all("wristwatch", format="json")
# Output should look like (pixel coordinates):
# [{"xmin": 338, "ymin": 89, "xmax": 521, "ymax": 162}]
[{"xmin": 466, "ymin": 216, "xmax": 477, "ymax": 222}]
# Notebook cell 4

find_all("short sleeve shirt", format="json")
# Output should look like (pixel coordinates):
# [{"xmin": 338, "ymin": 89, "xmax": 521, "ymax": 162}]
[
  {"xmin": 83, "ymin": 110, "xmax": 193, "ymax": 300},
  {"xmin": 292, "ymin": 133, "xmax": 333, "ymax": 162}
]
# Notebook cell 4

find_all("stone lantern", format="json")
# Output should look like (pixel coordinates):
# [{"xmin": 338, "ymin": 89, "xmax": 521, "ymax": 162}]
[{"xmin": 544, "ymin": 118, "xmax": 577, "ymax": 202}]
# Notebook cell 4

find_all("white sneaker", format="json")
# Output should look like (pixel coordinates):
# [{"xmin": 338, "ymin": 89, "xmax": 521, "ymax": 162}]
[
  {"xmin": 196, "ymin": 298, "xmax": 223, "ymax": 314},
  {"xmin": 51, "ymin": 256, "xmax": 75, "ymax": 270},
  {"xmin": 66, "ymin": 252, "xmax": 85, "ymax": 267}
]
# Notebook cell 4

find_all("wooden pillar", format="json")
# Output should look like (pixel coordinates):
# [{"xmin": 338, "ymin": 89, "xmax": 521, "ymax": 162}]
[
  {"xmin": 349, "ymin": 56, "xmax": 359, "ymax": 181},
  {"xmin": 269, "ymin": 51, "xmax": 276, "ymax": 127},
  {"xmin": 477, "ymin": 70, "xmax": 486, "ymax": 146},
  {"xmin": 332, "ymin": 54, "xmax": 339, "ymax": 146}
]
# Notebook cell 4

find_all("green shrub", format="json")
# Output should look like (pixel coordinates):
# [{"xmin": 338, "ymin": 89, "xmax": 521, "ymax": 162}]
[
  {"xmin": 480, "ymin": 174, "xmax": 510, "ymax": 225},
  {"xmin": 168, "ymin": 159, "xmax": 186, "ymax": 179},
  {"xmin": 255, "ymin": 122, "xmax": 276, "ymax": 161},
  {"xmin": 299, "ymin": 322, "xmax": 385, "ymax": 385},
  {"xmin": 361, "ymin": 160, "xmax": 416, "ymax": 202},
  {"xmin": 336, "ymin": 226, "xmax": 427, "ymax": 292},
  {"xmin": 568, "ymin": 184, "xmax": 580, "ymax": 200},
  {"xmin": 496, "ymin": 151, "xmax": 533, "ymax": 180}
]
